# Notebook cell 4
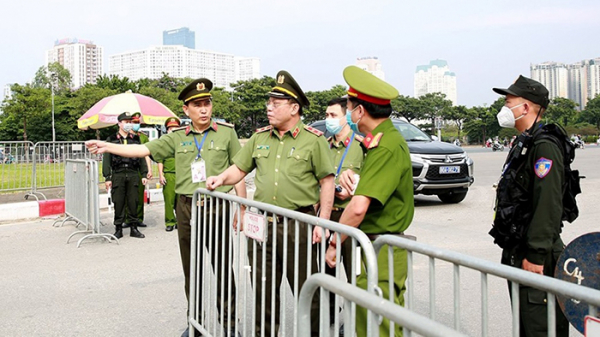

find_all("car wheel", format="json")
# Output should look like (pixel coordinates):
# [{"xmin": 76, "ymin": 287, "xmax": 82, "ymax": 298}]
[{"xmin": 438, "ymin": 191, "xmax": 467, "ymax": 204}]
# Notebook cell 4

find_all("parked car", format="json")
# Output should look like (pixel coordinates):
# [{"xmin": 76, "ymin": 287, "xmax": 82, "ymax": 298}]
[{"xmin": 309, "ymin": 119, "xmax": 474, "ymax": 203}]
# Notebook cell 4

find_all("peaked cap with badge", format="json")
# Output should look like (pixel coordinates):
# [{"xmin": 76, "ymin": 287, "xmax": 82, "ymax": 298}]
[
  {"xmin": 268, "ymin": 70, "xmax": 310, "ymax": 107},
  {"xmin": 164, "ymin": 117, "xmax": 181, "ymax": 129},
  {"xmin": 493, "ymin": 75, "xmax": 550, "ymax": 108},
  {"xmin": 118, "ymin": 111, "xmax": 135, "ymax": 122},
  {"xmin": 178, "ymin": 78, "xmax": 213, "ymax": 103},
  {"xmin": 131, "ymin": 112, "xmax": 142, "ymax": 123},
  {"xmin": 343, "ymin": 65, "xmax": 399, "ymax": 106}
]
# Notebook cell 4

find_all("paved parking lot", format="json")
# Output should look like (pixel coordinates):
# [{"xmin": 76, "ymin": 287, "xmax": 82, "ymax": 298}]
[{"xmin": 0, "ymin": 146, "xmax": 598, "ymax": 336}]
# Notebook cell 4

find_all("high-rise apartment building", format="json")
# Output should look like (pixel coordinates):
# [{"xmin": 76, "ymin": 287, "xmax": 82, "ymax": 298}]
[
  {"xmin": 531, "ymin": 58, "xmax": 600, "ymax": 109},
  {"xmin": 163, "ymin": 27, "xmax": 195, "ymax": 49},
  {"xmin": 109, "ymin": 45, "xmax": 260, "ymax": 88},
  {"xmin": 46, "ymin": 38, "xmax": 103, "ymax": 89},
  {"xmin": 414, "ymin": 59, "xmax": 457, "ymax": 105},
  {"xmin": 356, "ymin": 57, "xmax": 385, "ymax": 80}
]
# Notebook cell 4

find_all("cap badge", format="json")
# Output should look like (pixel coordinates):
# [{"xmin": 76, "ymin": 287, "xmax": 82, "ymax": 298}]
[
  {"xmin": 197, "ymin": 82, "xmax": 205, "ymax": 91},
  {"xmin": 277, "ymin": 75, "xmax": 285, "ymax": 84}
]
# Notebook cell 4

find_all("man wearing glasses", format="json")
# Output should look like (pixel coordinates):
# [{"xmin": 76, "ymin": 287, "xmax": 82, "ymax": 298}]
[{"xmin": 206, "ymin": 70, "xmax": 335, "ymax": 336}]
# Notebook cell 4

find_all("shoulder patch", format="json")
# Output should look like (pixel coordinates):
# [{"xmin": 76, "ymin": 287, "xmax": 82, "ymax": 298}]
[
  {"xmin": 534, "ymin": 157, "xmax": 553, "ymax": 178},
  {"xmin": 303, "ymin": 125, "xmax": 324, "ymax": 136},
  {"xmin": 363, "ymin": 132, "xmax": 383, "ymax": 149},
  {"xmin": 354, "ymin": 134, "xmax": 364, "ymax": 142},
  {"xmin": 216, "ymin": 120, "xmax": 234, "ymax": 128},
  {"xmin": 255, "ymin": 125, "xmax": 273, "ymax": 133}
]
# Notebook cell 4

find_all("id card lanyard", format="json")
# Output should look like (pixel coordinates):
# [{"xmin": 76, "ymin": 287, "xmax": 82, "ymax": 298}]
[
  {"xmin": 335, "ymin": 132, "xmax": 355, "ymax": 177},
  {"xmin": 191, "ymin": 132, "xmax": 209, "ymax": 183},
  {"xmin": 193, "ymin": 132, "xmax": 209, "ymax": 161}
]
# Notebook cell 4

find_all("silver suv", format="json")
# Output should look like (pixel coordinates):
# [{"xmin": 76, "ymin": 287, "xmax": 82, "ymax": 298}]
[{"xmin": 310, "ymin": 119, "xmax": 474, "ymax": 203}]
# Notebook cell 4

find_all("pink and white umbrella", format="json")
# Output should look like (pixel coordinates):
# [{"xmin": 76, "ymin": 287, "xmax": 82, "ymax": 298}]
[{"xmin": 78, "ymin": 90, "xmax": 177, "ymax": 130}]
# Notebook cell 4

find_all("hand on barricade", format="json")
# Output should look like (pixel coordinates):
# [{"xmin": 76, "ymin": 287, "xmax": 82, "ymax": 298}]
[
  {"xmin": 206, "ymin": 176, "xmax": 223, "ymax": 190},
  {"xmin": 338, "ymin": 169, "xmax": 357, "ymax": 194},
  {"xmin": 86, "ymin": 140, "xmax": 108, "ymax": 154},
  {"xmin": 312, "ymin": 226, "xmax": 329, "ymax": 244},
  {"xmin": 141, "ymin": 178, "xmax": 148, "ymax": 185},
  {"xmin": 325, "ymin": 241, "xmax": 337, "ymax": 268},
  {"xmin": 147, "ymin": 171, "xmax": 153, "ymax": 180},
  {"xmin": 159, "ymin": 175, "xmax": 167, "ymax": 185},
  {"xmin": 105, "ymin": 181, "xmax": 112, "ymax": 190}
]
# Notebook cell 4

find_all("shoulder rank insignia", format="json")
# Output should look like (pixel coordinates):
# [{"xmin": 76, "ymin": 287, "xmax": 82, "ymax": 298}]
[
  {"xmin": 216, "ymin": 120, "xmax": 234, "ymax": 128},
  {"xmin": 534, "ymin": 157, "xmax": 552, "ymax": 178},
  {"xmin": 303, "ymin": 125, "xmax": 323, "ymax": 137},
  {"xmin": 354, "ymin": 134, "xmax": 364, "ymax": 143},
  {"xmin": 184, "ymin": 125, "xmax": 192, "ymax": 135},
  {"xmin": 362, "ymin": 132, "xmax": 383, "ymax": 149},
  {"xmin": 255, "ymin": 125, "xmax": 273, "ymax": 133}
]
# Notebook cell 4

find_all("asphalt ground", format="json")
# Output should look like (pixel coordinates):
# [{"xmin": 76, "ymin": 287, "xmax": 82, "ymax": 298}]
[{"xmin": 0, "ymin": 146, "xmax": 598, "ymax": 336}]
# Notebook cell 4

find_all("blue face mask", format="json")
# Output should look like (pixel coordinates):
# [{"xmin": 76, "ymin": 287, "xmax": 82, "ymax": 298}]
[
  {"xmin": 132, "ymin": 124, "xmax": 140, "ymax": 132},
  {"xmin": 325, "ymin": 118, "xmax": 345, "ymax": 135},
  {"xmin": 345, "ymin": 106, "xmax": 361, "ymax": 133}
]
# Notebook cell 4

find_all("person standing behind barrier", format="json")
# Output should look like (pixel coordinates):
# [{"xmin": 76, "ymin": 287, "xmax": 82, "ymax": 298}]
[
  {"xmin": 206, "ymin": 70, "xmax": 335, "ymax": 337},
  {"xmin": 129, "ymin": 112, "xmax": 151, "ymax": 228},
  {"xmin": 102, "ymin": 112, "xmax": 148, "ymax": 239},
  {"xmin": 325, "ymin": 66, "xmax": 414, "ymax": 337},
  {"xmin": 86, "ymin": 78, "xmax": 246, "ymax": 337},
  {"xmin": 489, "ymin": 75, "xmax": 569, "ymax": 337},
  {"xmin": 324, "ymin": 96, "xmax": 365, "ymax": 324},
  {"xmin": 158, "ymin": 117, "xmax": 181, "ymax": 232}
]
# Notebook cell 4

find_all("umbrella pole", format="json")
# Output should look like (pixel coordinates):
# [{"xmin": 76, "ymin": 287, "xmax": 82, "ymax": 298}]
[{"xmin": 96, "ymin": 129, "xmax": 100, "ymax": 140}]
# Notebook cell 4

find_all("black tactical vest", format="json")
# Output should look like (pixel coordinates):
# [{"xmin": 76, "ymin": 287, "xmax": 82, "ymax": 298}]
[{"xmin": 108, "ymin": 134, "xmax": 142, "ymax": 170}]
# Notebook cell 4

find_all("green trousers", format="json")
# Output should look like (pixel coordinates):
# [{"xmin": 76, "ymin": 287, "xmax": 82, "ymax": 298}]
[
  {"xmin": 356, "ymin": 245, "xmax": 407, "ymax": 337},
  {"xmin": 162, "ymin": 172, "xmax": 177, "ymax": 228}
]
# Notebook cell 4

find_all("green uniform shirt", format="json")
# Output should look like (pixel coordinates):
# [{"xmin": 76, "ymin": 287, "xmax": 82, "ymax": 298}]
[
  {"xmin": 145, "ymin": 120, "xmax": 241, "ymax": 196},
  {"xmin": 233, "ymin": 120, "xmax": 335, "ymax": 210},
  {"xmin": 161, "ymin": 156, "xmax": 176, "ymax": 173},
  {"xmin": 137, "ymin": 131, "xmax": 150, "ymax": 144},
  {"xmin": 328, "ymin": 133, "xmax": 365, "ymax": 209},
  {"xmin": 354, "ymin": 119, "xmax": 414, "ymax": 234}
]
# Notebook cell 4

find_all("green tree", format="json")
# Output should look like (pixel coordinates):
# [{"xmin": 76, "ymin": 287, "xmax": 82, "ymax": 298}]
[
  {"xmin": 545, "ymin": 97, "xmax": 578, "ymax": 126},
  {"xmin": 443, "ymin": 105, "xmax": 469, "ymax": 138},
  {"xmin": 419, "ymin": 92, "xmax": 452, "ymax": 127},
  {"xmin": 0, "ymin": 84, "xmax": 51, "ymax": 143},
  {"xmin": 95, "ymin": 74, "xmax": 136, "ymax": 92},
  {"xmin": 32, "ymin": 62, "xmax": 72, "ymax": 93},
  {"xmin": 580, "ymin": 94, "xmax": 600, "ymax": 129},
  {"xmin": 303, "ymin": 85, "xmax": 347, "ymax": 125},
  {"xmin": 391, "ymin": 95, "xmax": 426, "ymax": 123},
  {"xmin": 230, "ymin": 76, "xmax": 275, "ymax": 138}
]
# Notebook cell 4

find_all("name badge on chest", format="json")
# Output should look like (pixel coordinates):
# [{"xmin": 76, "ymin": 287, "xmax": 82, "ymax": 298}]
[
  {"xmin": 191, "ymin": 159, "xmax": 206, "ymax": 183},
  {"xmin": 243, "ymin": 210, "xmax": 267, "ymax": 243}
]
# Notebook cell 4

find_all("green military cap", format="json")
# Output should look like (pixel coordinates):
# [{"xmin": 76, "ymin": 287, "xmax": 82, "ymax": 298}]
[
  {"xmin": 164, "ymin": 117, "xmax": 181, "ymax": 128},
  {"xmin": 493, "ymin": 75, "xmax": 550, "ymax": 108},
  {"xmin": 117, "ymin": 111, "xmax": 134, "ymax": 121},
  {"xmin": 343, "ymin": 65, "xmax": 399, "ymax": 105},
  {"xmin": 269, "ymin": 70, "xmax": 310, "ymax": 107},
  {"xmin": 178, "ymin": 78, "xmax": 213, "ymax": 103}
]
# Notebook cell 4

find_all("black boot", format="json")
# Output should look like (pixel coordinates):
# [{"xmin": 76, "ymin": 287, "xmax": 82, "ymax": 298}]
[
  {"xmin": 130, "ymin": 225, "xmax": 145, "ymax": 238},
  {"xmin": 114, "ymin": 225, "xmax": 123, "ymax": 239}
]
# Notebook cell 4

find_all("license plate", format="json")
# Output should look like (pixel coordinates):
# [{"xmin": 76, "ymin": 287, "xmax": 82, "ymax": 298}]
[{"xmin": 439, "ymin": 166, "xmax": 460, "ymax": 174}]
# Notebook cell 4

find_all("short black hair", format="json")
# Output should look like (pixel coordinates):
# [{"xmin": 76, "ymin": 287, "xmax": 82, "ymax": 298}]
[
  {"xmin": 327, "ymin": 97, "xmax": 347, "ymax": 111},
  {"xmin": 348, "ymin": 97, "xmax": 392, "ymax": 118}
]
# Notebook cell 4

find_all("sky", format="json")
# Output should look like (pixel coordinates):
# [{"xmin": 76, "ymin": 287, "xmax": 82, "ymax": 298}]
[{"xmin": 1, "ymin": 0, "xmax": 600, "ymax": 108}]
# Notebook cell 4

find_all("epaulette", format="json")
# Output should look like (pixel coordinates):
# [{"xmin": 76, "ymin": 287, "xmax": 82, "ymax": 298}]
[
  {"xmin": 216, "ymin": 120, "xmax": 234, "ymax": 128},
  {"xmin": 354, "ymin": 134, "xmax": 364, "ymax": 142},
  {"xmin": 363, "ymin": 132, "xmax": 383, "ymax": 149},
  {"xmin": 303, "ymin": 125, "xmax": 323, "ymax": 137},
  {"xmin": 255, "ymin": 125, "xmax": 273, "ymax": 133}
]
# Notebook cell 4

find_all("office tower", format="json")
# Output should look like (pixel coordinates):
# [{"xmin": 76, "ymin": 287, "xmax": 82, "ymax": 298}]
[
  {"xmin": 356, "ymin": 57, "xmax": 385, "ymax": 80},
  {"xmin": 46, "ymin": 38, "xmax": 103, "ymax": 89},
  {"xmin": 163, "ymin": 27, "xmax": 195, "ymax": 49},
  {"xmin": 414, "ymin": 59, "xmax": 457, "ymax": 106}
]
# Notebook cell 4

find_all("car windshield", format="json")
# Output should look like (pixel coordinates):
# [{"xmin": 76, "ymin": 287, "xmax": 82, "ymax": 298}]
[{"xmin": 393, "ymin": 121, "xmax": 431, "ymax": 141}]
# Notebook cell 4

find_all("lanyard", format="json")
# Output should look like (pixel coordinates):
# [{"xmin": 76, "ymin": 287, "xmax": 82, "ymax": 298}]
[
  {"xmin": 335, "ymin": 132, "xmax": 354, "ymax": 177},
  {"xmin": 193, "ymin": 132, "xmax": 209, "ymax": 161}
]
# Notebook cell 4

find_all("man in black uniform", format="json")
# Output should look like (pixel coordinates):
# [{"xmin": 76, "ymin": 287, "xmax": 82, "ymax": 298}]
[
  {"xmin": 490, "ymin": 75, "xmax": 569, "ymax": 337},
  {"xmin": 103, "ymin": 112, "xmax": 148, "ymax": 239}
]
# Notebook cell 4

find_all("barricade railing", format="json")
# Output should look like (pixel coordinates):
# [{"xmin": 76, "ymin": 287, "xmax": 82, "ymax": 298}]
[
  {"xmin": 56, "ymin": 159, "xmax": 118, "ymax": 247},
  {"xmin": 190, "ymin": 188, "xmax": 380, "ymax": 337},
  {"xmin": 373, "ymin": 235, "xmax": 600, "ymax": 337},
  {"xmin": 298, "ymin": 273, "xmax": 467, "ymax": 337},
  {"xmin": 0, "ymin": 141, "xmax": 35, "ymax": 192}
]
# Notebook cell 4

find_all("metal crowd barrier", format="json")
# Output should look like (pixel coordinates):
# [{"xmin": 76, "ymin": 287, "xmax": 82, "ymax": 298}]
[
  {"xmin": 373, "ymin": 235, "xmax": 600, "ymax": 337},
  {"xmin": 56, "ymin": 159, "xmax": 118, "ymax": 247},
  {"xmin": 298, "ymin": 273, "xmax": 467, "ymax": 337},
  {"xmin": 190, "ymin": 188, "xmax": 380, "ymax": 337},
  {"xmin": 0, "ymin": 141, "xmax": 35, "ymax": 192}
]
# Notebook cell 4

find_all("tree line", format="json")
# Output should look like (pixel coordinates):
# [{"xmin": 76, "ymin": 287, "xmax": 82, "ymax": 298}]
[{"xmin": 1, "ymin": 63, "xmax": 600, "ymax": 144}]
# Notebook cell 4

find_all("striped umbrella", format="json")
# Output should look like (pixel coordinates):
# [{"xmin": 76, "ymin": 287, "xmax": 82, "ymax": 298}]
[{"xmin": 77, "ymin": 90, "xmax": 177, "ymax": 130}]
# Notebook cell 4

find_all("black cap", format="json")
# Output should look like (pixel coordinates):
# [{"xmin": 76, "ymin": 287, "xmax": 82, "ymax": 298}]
[
  {"xmin": 118, "ymin": 112, "xmax": 134, "ymax": 122},
  {"xmin": 493, "ymin": 75, "xmax": 550, "ymax": 108},
  {"xmin": 268, "ymin": 70, "xmax": 309, "ymax": 107},
  {"xmin": 178, "ymin": 78, "xmax": 213, "ymax": 103}
]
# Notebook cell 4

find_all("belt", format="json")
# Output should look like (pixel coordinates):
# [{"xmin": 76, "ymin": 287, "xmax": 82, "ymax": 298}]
[
  {"xmin": 366, "ymin": 232, "xmax": 416, "ymax": 241},
  {"xmin": 331, "ymin": 207, "xmax": 345, "ymax": 212},
  {"xmin": 114, "ymin": 164, "xmax": 138, "ymax": 170},
  {"xmin": 266, "ymin": 205, "xmax": 314, "ymax": 223}
]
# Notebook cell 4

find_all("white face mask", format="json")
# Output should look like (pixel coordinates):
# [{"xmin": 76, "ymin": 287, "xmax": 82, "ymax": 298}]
[
  {"xmin": 496, "ymin": 103, "xmax": 525, "ymax": 128},
  {"xmin": 122, "ymin": 123, "xmax": 133, "ymax": 132}
]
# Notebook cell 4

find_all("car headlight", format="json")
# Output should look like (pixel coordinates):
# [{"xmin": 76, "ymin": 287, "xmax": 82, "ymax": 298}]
[{"xmin": 410, "ymin": 153, "xmax": 424, "ymax": 163}]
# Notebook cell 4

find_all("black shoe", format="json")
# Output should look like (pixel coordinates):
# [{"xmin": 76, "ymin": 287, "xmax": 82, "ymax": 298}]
[
  {"xmin": 114, "ymin": 228, "xmax": 123, "ymax": 239},
  {"xmin": 137, "ymin": 222, "xmax": 147, "ymax": 227},
  {"xmin": 181, "ymin": 327, "xmax": 189, "ymax": 337},
  {"xmin": 166, "ymin": 225, "xmax": 175, "ymax": 232},
  {"xmin": 122, "ymin": 223, "xmax": 130, "ymax": 228},
  {"xmin": 130, "ymin": 227, "xmax": 145, "ymax": 238}
]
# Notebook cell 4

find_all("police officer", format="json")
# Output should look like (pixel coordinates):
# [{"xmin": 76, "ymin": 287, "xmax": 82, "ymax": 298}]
[
  {"xmin": 490, "ymin": 75, "xmax": 569, "ymax": 337},
  {"xmin": 102, "ymin": 112, "xmax": 148, "ymax": 239},
  {"xmin": 325, "ymin": 66, "xmax": 414, "ymax": 337},
  {"xmin": 130, "ymin": 112, "xmax": 151, "ymax": 228},
  {"xmin": 206, "ymin": 70, "xmax": 335, "ymax": 336},
  {"xmin": 158, "ymin": 117, "xmax": 181, "ymax": 231},
  {"xmin": 87, "ymin": 79, "xmax": 246, "ymax": 337}
]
